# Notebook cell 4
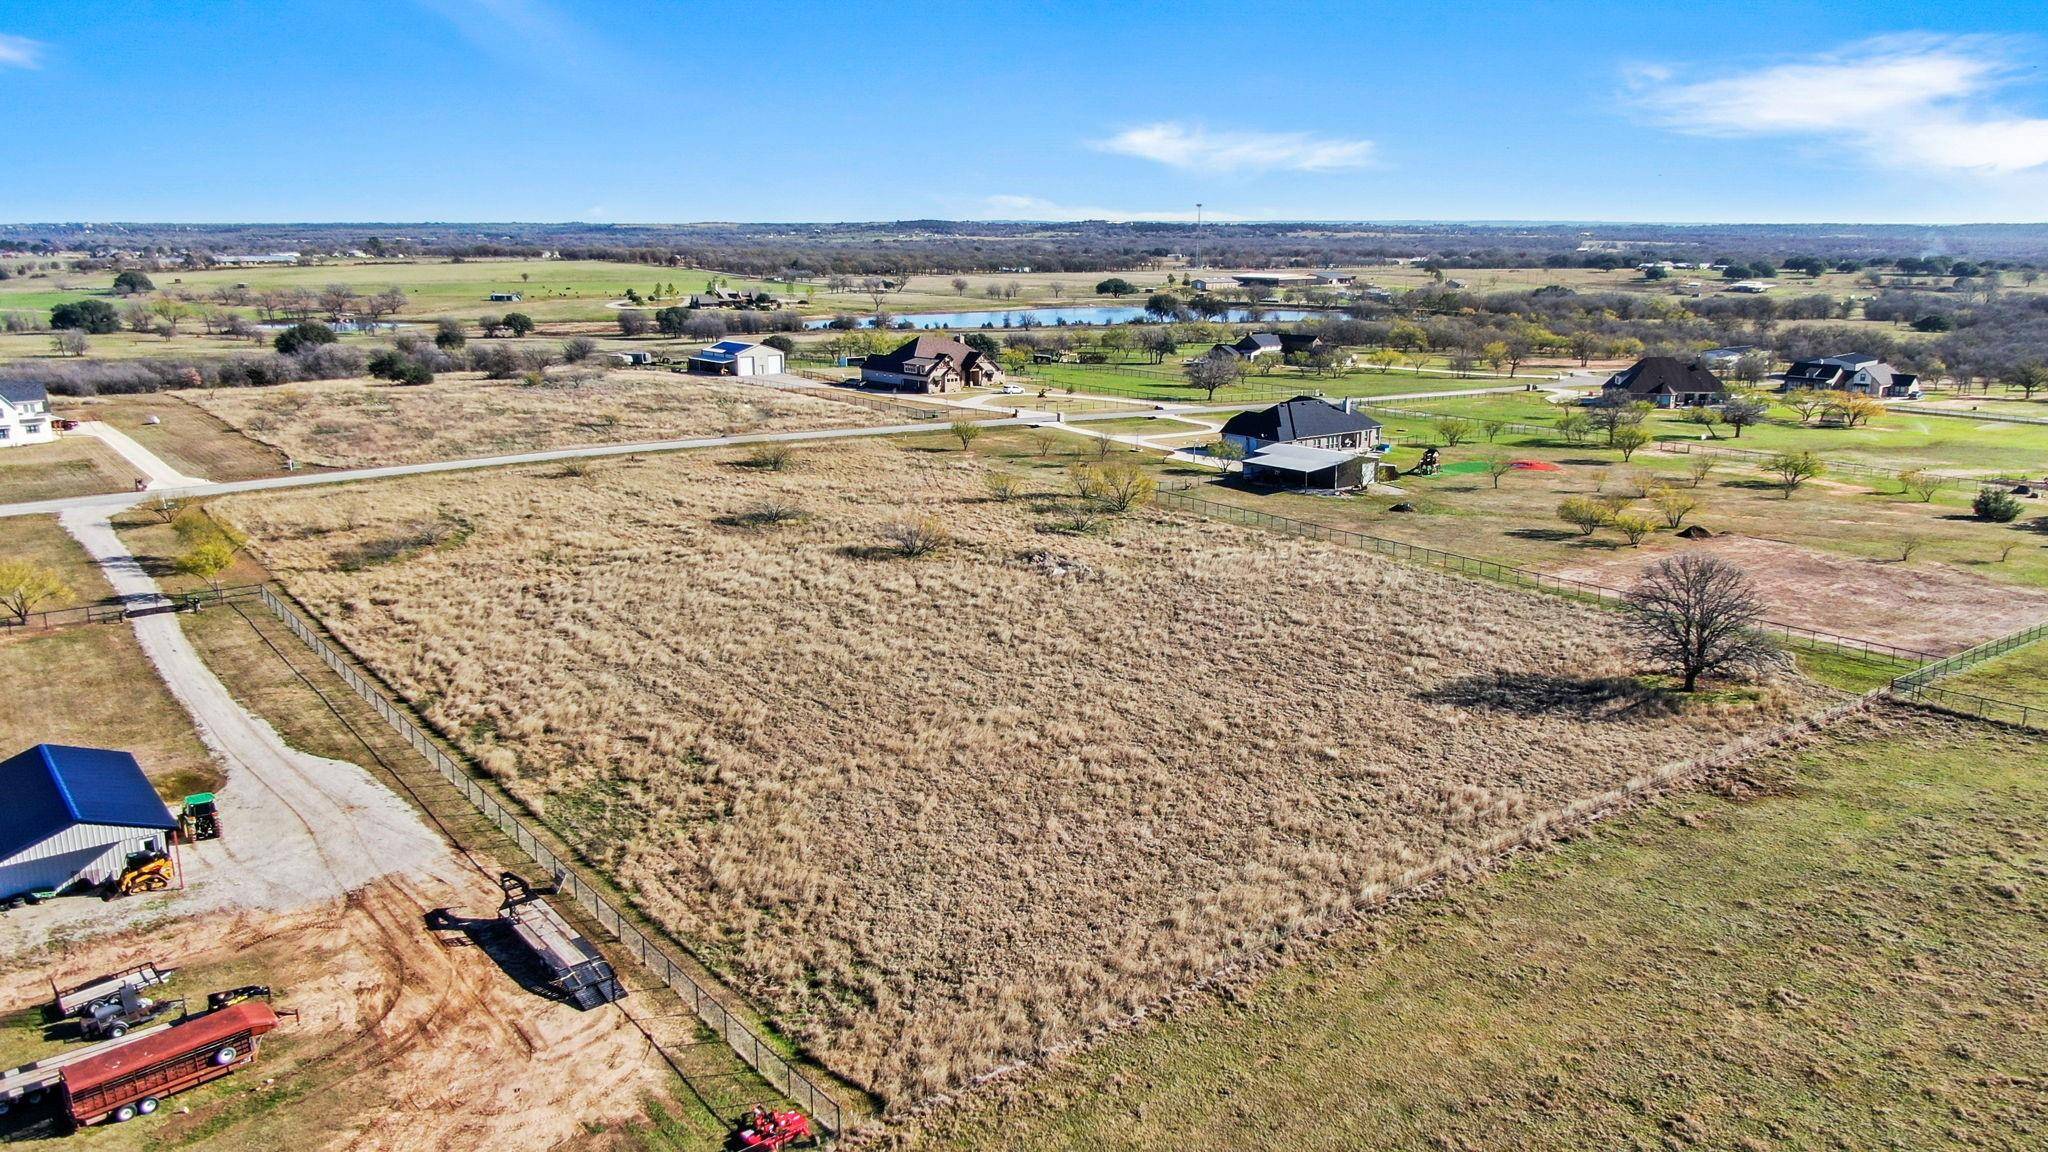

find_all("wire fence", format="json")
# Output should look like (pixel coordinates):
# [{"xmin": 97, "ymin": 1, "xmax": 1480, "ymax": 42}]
[
  {"xmin": 2, "ymin": 584, "xmax": 264, "ymax": 630},
  {"xmin": 253, "ymin": 586, "xmax": 849, "ymax": 1134},
  {"xmin": 1884, "ymin": 616, "xmax": 2048, "ymax": 730},
  {"xmin": 1151, "ymin": 486, "xmax": 1940, "ymax": 667}
]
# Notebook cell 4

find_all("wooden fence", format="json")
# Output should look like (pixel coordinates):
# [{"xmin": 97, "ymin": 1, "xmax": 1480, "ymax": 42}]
[{"xmin": 254, "ymin": 586, "xmax": 850, "ymax": 1134}]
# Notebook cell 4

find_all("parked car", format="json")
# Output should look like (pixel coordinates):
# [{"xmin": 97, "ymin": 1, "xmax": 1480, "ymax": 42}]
[{"xmin": 998, "ymin": 384, "xmax": 1024, "ymax": 395}]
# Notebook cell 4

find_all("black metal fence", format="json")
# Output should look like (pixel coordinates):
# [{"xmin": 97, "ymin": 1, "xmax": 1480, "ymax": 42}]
[
  {"xmin": 254, "ymin": 586, "xmax": 849, "ymax": 1133},
  {"xmin": 2, "ymin": 584, "xmax": 264, "ymax": 630},
  {"xmin": 1886, "ymin": 617, "xmax": 2048, "ymax": 730},
  {"xmin": 1152, "ymin": 486, "xmax": 1939, "ymax": 668}
]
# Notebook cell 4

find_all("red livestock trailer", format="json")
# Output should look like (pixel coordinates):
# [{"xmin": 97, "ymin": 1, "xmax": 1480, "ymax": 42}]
[{"xmin": 58, "ymin": 1002, "xmax": 280, "ymax": 1127}]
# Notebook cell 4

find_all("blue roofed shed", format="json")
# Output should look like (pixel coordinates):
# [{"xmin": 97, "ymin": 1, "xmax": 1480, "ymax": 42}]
[{"xmin": 0, "ymin": 745, "xmax": 178, "ymax": 900}]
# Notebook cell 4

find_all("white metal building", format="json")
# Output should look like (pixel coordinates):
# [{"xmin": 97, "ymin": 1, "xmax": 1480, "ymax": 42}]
[
  {"xmin": 0, "ymin": 745, "xmax": 179, "ymax": 899},
  {"xmin": 687, "ymin": 339, "xmax": 785, "ymax": 377}
]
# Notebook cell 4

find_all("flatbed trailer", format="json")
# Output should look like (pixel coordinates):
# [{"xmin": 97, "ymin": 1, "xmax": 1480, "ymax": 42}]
[
  {"xmin": 0, "ymin": 1024, "xmax": 173, "ymax": 1115},
  {"xmin": 51, "ymin": 963, "xmax": 178, "ymax": 1018},
  {"xmin": 497, "ymin": 873, "xmax": 626, "ymax": 1010}
]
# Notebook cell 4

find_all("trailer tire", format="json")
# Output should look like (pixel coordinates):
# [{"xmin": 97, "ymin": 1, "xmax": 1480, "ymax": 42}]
[
  {"xmin": 138, "ymin": 1097, "xmax": 159, "ymax": 1115},
  {"xmin": 213, "ymin": 1045, "xmax": 238, "ymax": 1066},
  {"xmin": 114, "ymin": 1104, "xmax": 138, "ymax": 1123},
  {"xmin": 108, "ymin": 1022, "xmax": 128, "ymax": 1038}
]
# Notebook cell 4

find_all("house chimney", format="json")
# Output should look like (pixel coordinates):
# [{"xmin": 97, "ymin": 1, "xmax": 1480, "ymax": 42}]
[{"xmin": 1343, "ymin": 396, "xmax": 1356, "ymax": 413}]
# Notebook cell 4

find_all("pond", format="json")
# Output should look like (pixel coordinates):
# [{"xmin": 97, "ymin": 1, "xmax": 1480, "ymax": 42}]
[{"xmin": 804, "ymin": 306, "xmax": 1319, "ymax": 330}]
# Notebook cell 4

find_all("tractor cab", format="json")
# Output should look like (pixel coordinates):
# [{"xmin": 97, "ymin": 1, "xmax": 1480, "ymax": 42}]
[{"xmin": 179, "ymin": 794, "xmax": 220, "ymax": 842}]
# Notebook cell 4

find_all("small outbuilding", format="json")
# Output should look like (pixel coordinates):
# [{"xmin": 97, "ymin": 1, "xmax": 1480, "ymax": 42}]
[
  {"xmin": 1239, "ymin": 442, "xmax": 1367, "ymax": 491},
  {"xmin": 688, "ymin": 339, "xmax": 786, "ymax": 377},
  {"xmin": 0, "ymin": 745, "xmax": 178, "ymax": 900}
]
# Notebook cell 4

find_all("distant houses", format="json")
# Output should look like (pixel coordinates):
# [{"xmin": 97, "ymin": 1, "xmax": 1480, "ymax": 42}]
[
  {"xmin": 1600, "ymin": 356, "xmax": 1726, "ymax": 408},
  {"xmin": 858, "ymin": 335, "xmax": 1004, "ymax": 393},
  {"xmin": 687, "ymin": 339, "xmax": 786, "ymax": 377},
  {"xmin": 1206, "ymin": 331, "xmax": 1326, "ymax": 362},
  {"xmin": 1698, "ymin": 345, "xmax": 1764, "ymax": 370},
  {"xmin": 0, "ymin": 381, "xmax": 55, "ymax": 449},
  {"xmin": 1780, "ymin": 354, "xmax": 1921, "ymax": 399},
  {"xmin": 210, "ymin": 252, "xmax": 299, "ymax": 267}
]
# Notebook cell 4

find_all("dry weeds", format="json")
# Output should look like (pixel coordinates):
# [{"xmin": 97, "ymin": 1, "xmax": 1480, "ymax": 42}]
[
  {"xmin": 186, "ymin": 369, "xmax": 888, "ymax": 467},
  {"xmin": 218, "ymin": 440, "xmax": 1831, "ymax": 1106}
]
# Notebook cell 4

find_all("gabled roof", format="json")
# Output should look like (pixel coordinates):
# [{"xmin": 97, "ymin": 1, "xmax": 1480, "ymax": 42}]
[
  {"xmin": 864, "ymin": 335, "xmax": 989, "ymax": 373},
  {"xmin": 0, "ymin": 379, "xmax": 48, "ymax": 406},
  {"xmin": 0, "ymin": 745, "xmax": 177, "ymax": 859},
  {"xmin": 1604, "ymin": 356, "xmax": 1724, "ymax": 397},
  {"xmin": 1221, "ymin": 396, "xmax": 1381, "ymax": 442},
  {"xmin": 1234, "ymin": 332, "xmax": 1284, "ymax": 353}
]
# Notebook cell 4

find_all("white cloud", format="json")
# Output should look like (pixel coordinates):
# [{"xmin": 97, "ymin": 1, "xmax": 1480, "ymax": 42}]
[
  {"xmin": 0, "ymin": 33, "xmax": 45, "ymax": 69},
  {"xmin": 972, "ymin": 194, "xmax": 1252, "ymax": 223},
  {"xmin": 1639, "ymin": 34, "xmax": 2048, "ymax": 173},
  {"xmin": 1094, "ymin": 123, "xmax": 1374, "ymax": 173}
]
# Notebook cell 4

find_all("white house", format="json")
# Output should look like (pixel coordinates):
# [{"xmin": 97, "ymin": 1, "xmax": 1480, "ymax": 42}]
[
  {"xmin": 0, "ymin": 745, "xmax": 179, "ymax": 901},
  {"xmin": 0, "ymin": 381, "xmax": 56, "ymax": 449},
  {"xmin": 687, "ymin": 339, "xmax": 785, "ymax": 377}
]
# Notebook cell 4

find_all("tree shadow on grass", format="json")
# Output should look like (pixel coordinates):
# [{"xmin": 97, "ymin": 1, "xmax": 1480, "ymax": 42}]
[
  {"xmin": 1506, "ymin": 527, "xmax": 1582, "ymax": 542},
  {"xmin": 1417, "ymin": 671, "xmax": 1675, "ymax": 719}
]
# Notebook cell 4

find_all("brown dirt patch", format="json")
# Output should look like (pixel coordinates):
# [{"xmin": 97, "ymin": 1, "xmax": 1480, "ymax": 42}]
[
  {"xmin": 1, "ymin": 875, "xmax": 666, "ymax": 1151},
  {"xmin": 1541, "ymin": 533, "xmax": 2048, "ymax": 655}
]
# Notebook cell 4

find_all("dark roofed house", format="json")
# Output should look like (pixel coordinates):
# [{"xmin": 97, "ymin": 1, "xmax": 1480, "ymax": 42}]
[
  {"xmin": 1208, "ymin": 332, "xmax": 1285, "ymax": 361},
  {"xmin": 858, "ymin": 335, "xmax": 1003, "ymax": 393},
  {"xmin": 0, "ymin": 745, "xmax": 178, "ymax": 901},
  {"xmin": 1600, "ymin": 356, "xmax": 1726, "ymax": 408},
  {"xmin": 1220, "ymin": 395, "xmax": 1382, "ymax": 456},
  {"xmin": 1780, "ymin": 354, "xmax": 1920, "ymax": 398}
]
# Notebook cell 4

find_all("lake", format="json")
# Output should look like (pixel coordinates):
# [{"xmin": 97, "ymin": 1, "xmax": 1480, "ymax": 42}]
[{"xmin": 804, "ymin": 306, "xmax": 1318, "ymax": 330}]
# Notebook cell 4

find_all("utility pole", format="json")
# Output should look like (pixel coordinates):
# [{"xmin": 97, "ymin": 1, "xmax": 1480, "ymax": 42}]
[{"xmin": 1192, "ymin": 203, "xmax": 1204, "ymax": 270}]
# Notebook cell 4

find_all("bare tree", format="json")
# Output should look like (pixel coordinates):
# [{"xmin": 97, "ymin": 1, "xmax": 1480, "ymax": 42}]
[
  {"xmin": 949, "ymin": 420, "xmax": 985, "ymax": 450},
  {"xmin": 1434, "ymin": 417, "xmax": 1475, "ymax": 447},
  {"xmin": 1184, "ymin": 353, "xmax": 1244, "ymax": 401},
  {"xmin": 1481, "ymin": 451, "xmax": 1515, "ymax": 488},
  {"xmin": 1623, "ymin": 554, "xmax": 1781, "ymax": 691},
  {"xmin": 1898, "ymin": 469, "xmax": 1947, "ymax": 503},
  {"xmin": 1687, "ymin": 454, "xmax": 1717, "ymax": 487}
]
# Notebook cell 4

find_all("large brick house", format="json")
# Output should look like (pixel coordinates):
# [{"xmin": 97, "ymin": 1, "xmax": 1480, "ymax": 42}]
[{"xmin": 858, "ymin": 336, "xmax": 1004, "ymax": 393}]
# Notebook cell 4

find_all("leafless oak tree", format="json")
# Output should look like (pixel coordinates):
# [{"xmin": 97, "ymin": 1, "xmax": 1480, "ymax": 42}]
[{"xmin": 1623, "ymin": 554, "xmax": 1781, "ymax": 691}]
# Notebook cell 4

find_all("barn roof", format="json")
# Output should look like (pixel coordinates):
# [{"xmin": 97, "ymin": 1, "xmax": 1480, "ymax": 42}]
[
  {"xmin": 1243, "ymin": 442, "xmax": 1359, "ymax": 473},
  {"xmin": 1220, "ymin": 396, "xmax": 1381, "ymax": 442},
  {"xmin": 0, "ymin": 745, "xmax": 177, "ymax": 859}
]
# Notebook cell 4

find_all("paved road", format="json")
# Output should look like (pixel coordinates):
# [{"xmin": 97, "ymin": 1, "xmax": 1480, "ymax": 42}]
[
  {"xmin": 72, "ymin": 421, "xmax": 210, "ymax": 489},
  {"xmin": 0, "ymin": 386, "xmax": 1540, "ymax": 522}
]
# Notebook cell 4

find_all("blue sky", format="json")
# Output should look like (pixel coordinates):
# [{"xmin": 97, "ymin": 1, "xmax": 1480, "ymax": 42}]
[{"xmin": 3, "ymin": 1, "xmax": 2047, "ymax": 223}]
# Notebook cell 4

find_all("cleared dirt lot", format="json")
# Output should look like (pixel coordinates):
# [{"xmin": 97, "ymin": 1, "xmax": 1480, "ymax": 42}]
[
  {"xmin": 1543, "ymin": 533, "xmax": 2048, "ymax": 656},
  {"xmin": 185, "ymin": 369, "xmax": 891, "ymax": 468},
  {"xmin": 219, "ymin": 438, "xmax": 1834, "ymax": 1106}
]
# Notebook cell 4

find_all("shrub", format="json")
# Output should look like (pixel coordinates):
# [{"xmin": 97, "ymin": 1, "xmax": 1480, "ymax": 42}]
[
  {"xmin": 1557, "ymin": 496, "xmax": 1610, "ymax": 536},
  {"xmin": 1974, "ymin": 486, "xmax": 2023, "ymax": 522},
  {"xmin": 983, "ymin": 472, "xmax": 1024, "ymax": 502},
  {"xmin": 886, "ymin": 515, "xmax": 949, "ymax": 557},
  {"xmin": 274, "ymin": 321, "xmax": 338, "ymax": 355},
  {"xmin": 746, "ymin": 442, "xmax": 796, "ymax": 471}
]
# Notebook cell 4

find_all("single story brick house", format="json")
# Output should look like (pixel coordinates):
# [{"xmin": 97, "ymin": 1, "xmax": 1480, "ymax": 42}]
[
  {"xmin": 1600, "ymin": 356, "xmax": 1726, "ymax": 408},
  {"xmin": 1220, "ymin": 395, "xmax": 1382, "ymax": 455}
]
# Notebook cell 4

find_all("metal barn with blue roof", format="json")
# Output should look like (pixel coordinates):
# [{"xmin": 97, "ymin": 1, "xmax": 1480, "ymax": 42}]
[
  {"xmin": 686, "ymin": 339, "xmax": 785, "ymax": 377},
  {"xmin": 0, "ymin": 745, "xmax": 178, "ymax": 900}
]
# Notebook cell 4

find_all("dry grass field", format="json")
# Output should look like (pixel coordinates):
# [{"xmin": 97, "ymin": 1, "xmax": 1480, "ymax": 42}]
[
  {"xmin": 218, "ymin": 439, "xmax": 1834, "ymax": 1106},
  {"xmin": 184, "ymin": 369, "xmax": 891, "ymax": 468},
  {"xmin": 0, "ymin": 435, "xmax": 137, "ymax": 504}
]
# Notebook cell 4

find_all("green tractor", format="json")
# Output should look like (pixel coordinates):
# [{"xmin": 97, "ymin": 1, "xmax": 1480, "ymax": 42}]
[{"xmin": 179, "ymin": 793, "xmax": 221, "ymax": 843}]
